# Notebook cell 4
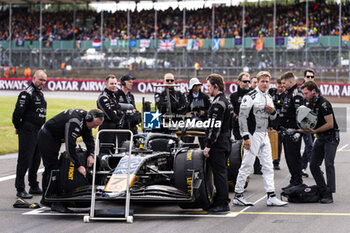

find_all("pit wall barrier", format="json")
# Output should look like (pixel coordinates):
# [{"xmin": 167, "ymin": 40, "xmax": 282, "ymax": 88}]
[{"xmin": 1, "ymin": 78, "xmax": 350, "ymax": 98}]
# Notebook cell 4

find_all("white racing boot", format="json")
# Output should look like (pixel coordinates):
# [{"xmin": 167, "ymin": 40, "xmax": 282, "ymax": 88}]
[
  {"xmin": 233, "ymin": 194, "xmax": 254, "ymax": 206},
  {"xmin": 267, "ymin": 194, "xmax": 288, "ymax": 206}
]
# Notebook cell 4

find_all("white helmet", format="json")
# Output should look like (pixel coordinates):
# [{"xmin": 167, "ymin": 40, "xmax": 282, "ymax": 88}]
[
  {"xmin": 296, "ymin": 106, "xmax": 318, "ymax": 129},
  {"xmin": 189, "ymin": 77, "xmax": 202, "ymax": 90}
]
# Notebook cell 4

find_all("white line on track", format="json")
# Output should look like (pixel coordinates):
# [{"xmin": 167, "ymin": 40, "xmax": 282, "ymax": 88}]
[
  {"xmin": 0, "ymin": 168, "xmax": 44, "ymax": 182},
  {"xmin": 23, "ymin": 194, "xmax": 268, "ymax": 218},
  {"xmin": 338, "ymin": 144, "xmax": 349, "ymax": 151}
]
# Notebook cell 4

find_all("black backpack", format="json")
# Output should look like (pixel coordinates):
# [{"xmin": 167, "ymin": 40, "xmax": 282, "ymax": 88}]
[{"xmin": 281, "ymin": 184, "xmax": 321, "ymax": 203}]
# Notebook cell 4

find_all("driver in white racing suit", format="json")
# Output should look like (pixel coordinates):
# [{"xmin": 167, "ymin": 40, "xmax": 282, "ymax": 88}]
[{"xmin": 233, "ymin": 71, "xmax": 287, "ymax": 207}]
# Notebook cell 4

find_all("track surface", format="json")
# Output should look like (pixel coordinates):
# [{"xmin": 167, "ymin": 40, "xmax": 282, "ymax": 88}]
[{"xmin": 1, "ymin": 91, "xmax": 350, "ymax": 233}]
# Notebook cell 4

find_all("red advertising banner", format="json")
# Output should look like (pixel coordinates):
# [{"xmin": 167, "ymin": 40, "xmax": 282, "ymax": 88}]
[{"xmin": 1, "ymin": 78, "xmax": 350, "ymax": 98}]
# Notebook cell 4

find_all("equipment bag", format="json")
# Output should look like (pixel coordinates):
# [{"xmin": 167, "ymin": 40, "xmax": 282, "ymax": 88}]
[{"xmin": 281, "ymin": 184, "xmax": 321, "ymax": 203}]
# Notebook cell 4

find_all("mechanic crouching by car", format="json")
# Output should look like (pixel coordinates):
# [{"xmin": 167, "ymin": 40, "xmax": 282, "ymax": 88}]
[
  {"xmin": 115, "ymin": 74, "xmax": 141, "ymax": 144},
  {"xmin": 38, "ymin": 109, "xmax": 104, "ymax": 213},
  {"xmin": 233, "ymin": 71, "xmax": 287, "ymax": 207},
  {"xmin": 184, "ymin": 77, "xmax": 210, "ymax": 149},
  {"xmin": 203, "ymin": 74, "xmax": 233, "ymax": 212},
  {"xmin": 97, "ymin": 74, "xmax": 123, "ymax": 152},
  {"xmin": 300, "ymin": 81, "xmax": 339, "ymax": 204}
]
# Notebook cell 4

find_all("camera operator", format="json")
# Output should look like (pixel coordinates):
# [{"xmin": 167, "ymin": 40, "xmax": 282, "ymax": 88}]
[
  {"xmin": 115, "ymin": 75, "xmax": 141, "ymax": 143},
  {"xmin": 184, "ymin": 77, "xmax": 210, "ymax": 149},
  {"xmin": 300, "ymin": 81, "xmax": 339, "ymax": 204},
  {"xmin": 155, "ymin": 73, "xmax": 187, "ymax": 115}
]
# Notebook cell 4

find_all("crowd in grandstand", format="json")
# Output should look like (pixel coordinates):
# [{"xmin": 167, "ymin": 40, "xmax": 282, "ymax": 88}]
[{"xmin": 0, "ymin": 2, "xmax": 349, "ymax": 41}]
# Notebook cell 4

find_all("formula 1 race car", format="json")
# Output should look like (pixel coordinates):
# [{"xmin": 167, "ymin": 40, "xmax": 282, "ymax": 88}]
[{"xmin": 44, "ymin": 131, "xmax": 245, "ymax": 210}]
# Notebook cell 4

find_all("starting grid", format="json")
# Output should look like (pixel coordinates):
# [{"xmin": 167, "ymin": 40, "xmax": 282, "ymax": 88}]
[
  {"xmin": 23, "ymin": 191, "xmax": 350, "ymax": 220},
  {"xmin": 15, "ymin": 142, "xmax": 350, "ymax": 221},
  {"xmin": 23, "ymin": 207, "xmax": 350, "ymax": 218}
]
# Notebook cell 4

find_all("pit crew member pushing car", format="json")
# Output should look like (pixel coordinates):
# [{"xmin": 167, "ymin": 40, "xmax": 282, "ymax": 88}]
[
  {"xmin": 38, "ymin": 109, "xmax": 103, "ymax": 213},
  {"xmin": 233, "ymin": 71, "xmax": 287, "ymax": 207},
  {"xmin": 203, "ymin": 74, "xmax": 234, "ymax": 212}
]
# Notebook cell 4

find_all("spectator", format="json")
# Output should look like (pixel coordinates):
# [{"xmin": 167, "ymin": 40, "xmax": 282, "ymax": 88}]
[{"xmin": 24, "ymin": 67, "xmax": 31, "ymax": 79}]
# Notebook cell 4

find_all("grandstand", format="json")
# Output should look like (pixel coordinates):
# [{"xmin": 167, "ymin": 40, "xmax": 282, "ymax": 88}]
[{"xmin": 0, "ymin": 0, "xmax": 349, "ymax": 82}]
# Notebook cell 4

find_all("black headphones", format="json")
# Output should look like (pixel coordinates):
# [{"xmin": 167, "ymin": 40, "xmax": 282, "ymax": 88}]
[
  {"xmin": 85, "ymin": 112, "xmax": 104, "ymax": 122},
  {"xmin": 310, "ymin": 95, "xmax": 319, "ymax": 104},
  {"xmin": 121, "ymin": 75, "xmax": 134, "ymax": 86}
]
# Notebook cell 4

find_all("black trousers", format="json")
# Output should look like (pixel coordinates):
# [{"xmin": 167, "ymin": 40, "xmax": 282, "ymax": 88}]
[
  {"xmin": 209, "ymin": 136, "xmax": 231, "ymax": 206},
  {"xmin": 282, "ymin": 132, "xmax": 303, "ymax": 185},
  {"xmin": 16, "ymin": 122, "xmax": 41, "ymax": 192},
  {"xmin": 37, "ymin": 128, "xmax": 61, "ymax": 197},
  {"xmin": 310, "ymin": 137, "xmax": 338, "ymax": 193}
]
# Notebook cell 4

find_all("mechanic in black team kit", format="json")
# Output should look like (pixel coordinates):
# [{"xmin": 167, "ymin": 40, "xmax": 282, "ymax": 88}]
[
  {"xmin": 300, "ymin": 81, "xmax": 339, "ymax": 204},
  {"xmin": 38, "ymin": 109, "xmax": 104, "ymax": 213},
  {"xmin": 203, "ymin": 74, "xmax": 234, "ymax": 213},
  {"xmin": 230, "ymin": 72, "xmax": 251, "ymax": 140},
  {"xmin": 280, "ymin": 71, "xmax": 305, "ymax": 190},
  {"xmin": 12, "ymin": 70, "xmax": 47, "ymax": 199},
  {"xmin": 115, "ymin": 75, "xmax": 141, "ymax": 143},
  {"xmin": 97, "ymin": 74, "xmax": 123, "ymax": 150}
]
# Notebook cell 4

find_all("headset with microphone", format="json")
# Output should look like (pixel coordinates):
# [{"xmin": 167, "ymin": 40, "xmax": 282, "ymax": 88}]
[{"xmin": 85, "ymin": 112, "xmax": 105, "ymax": 122}]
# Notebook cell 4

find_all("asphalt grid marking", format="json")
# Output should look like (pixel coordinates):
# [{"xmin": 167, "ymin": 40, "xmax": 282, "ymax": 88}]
[
  {"xmin": 24, "ymin": 207, "xmax": 350, "ymax": 218},
  {"xmin": 337, "ymin": 144, "xmax": 348, "ymax": 151},
  {"xmin": 0, "ymin": 168, "xmax": 44, "ymax": 182}
]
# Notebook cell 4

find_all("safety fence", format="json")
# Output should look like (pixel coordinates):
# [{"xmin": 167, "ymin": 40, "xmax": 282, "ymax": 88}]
[{"xmin": 1, "ymin": 78, "xmax": 350, "ymax": 98}]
